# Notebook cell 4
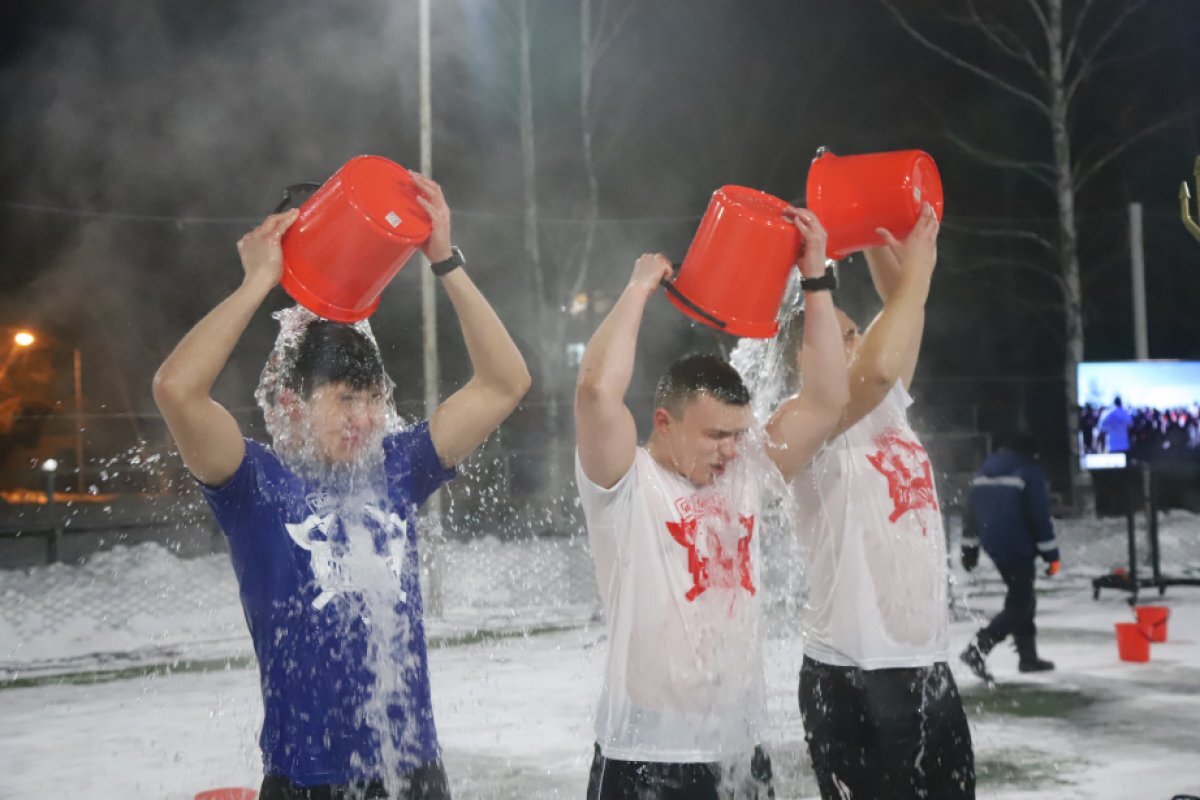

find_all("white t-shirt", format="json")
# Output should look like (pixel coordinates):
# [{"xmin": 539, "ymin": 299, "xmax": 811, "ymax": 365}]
[
  {"xmin": 792, "ymin": 382, "xmax": 949, "ymax": 669},
  {"xmin": 575, "ymin": 447, "xmax": 767, "ymax": 763}
]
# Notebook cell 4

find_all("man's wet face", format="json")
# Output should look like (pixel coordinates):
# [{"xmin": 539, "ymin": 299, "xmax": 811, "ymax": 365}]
[
  {"xmin": 664, "ymin": 393, "xmax": 751, "ymax": 485},
  {"xmin": 305, "ymin": 382, "xmax": 388, "ymax": 465}
]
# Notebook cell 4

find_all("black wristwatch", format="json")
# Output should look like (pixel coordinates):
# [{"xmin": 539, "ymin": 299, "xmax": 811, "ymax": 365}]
[
  {"xmin": 799, "ymin": 265, "xmax": 837, "ymax": 292},
  {"xmin": 430, "ymin": 246, "xmax": 465, "ymax": 277}
]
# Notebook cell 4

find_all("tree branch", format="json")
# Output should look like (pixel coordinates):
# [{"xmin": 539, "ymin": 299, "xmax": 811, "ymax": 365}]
[
  {"xmin": 947, "ymin": 254, "xmax": 1067, "ymax": 296},
  {"xmin": 957, "ymin": 0, "xmax": 1047, "ymax": 81},
  {"xmin": 878, "ymin": 0, "xmax": 1052, "ymax": 118},
  {"xmin": 1073, "ymin": 105, "xmax": 1200, "ymax": 192},
  {"xmin": 1077, "ymin": 0, "xmax": 1149, "ymax": 69},
  {"xmin": 589, "ymin": 0, "xmax": 642, "ymax": 68},
  {"xmin": 1063, "ymin": 0, "xmax": 1096, "ymax": 68},
  {"xmin": 940, "ymin": 220, "xmax": 1058, "ymax": 255},
  {"xmin": 940, "ymin": 124, "xmax": 1057, "ymax": 189},
  {"xmin": 1064, "ymin": 42, "xmax": 1162, "ymax": 109}
]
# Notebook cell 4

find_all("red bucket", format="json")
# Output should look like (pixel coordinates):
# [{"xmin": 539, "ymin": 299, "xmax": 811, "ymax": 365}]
[
  {"xmin": 666, "ymin": 185, "xmax": 801, "ymax": 339},
  {"xmin": 194, "ymin": 789, "xmax": 257, "ymax": 800},
  {"xmin": 281, "ymin": 155, "xmax": 431, "ymax": 323},
  {"xmin": 1114, "ymin": 621, "xmax": 1150, "ymax": 663},
  {"xmin": 1135, "ymin": 605, "xmax": 1170, "ymax": 643},
  {"xmin": 806, "ymin": 148, "xmax": 944, "ymax": 260}
]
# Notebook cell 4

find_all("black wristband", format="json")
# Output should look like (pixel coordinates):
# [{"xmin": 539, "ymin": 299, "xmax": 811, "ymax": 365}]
[
  {"xmin": 799, "ymin": 265, "xmax": 837, "ymax": 292},
  {"xmin": 430, "ymin": 246, "xmax": 465, "ymax": 277}
]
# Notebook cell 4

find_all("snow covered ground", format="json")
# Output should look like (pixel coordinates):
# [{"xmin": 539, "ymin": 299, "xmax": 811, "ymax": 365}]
[{"xmin": 2, "ymin": 514, "xmax": 1199, "ymax": 799}]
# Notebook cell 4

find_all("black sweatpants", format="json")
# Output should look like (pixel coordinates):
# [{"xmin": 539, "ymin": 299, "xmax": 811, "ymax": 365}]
[
  {"xmin": 259, "ymin": 762, "xmax": 451, "ymax": 800},
  {"xmin": 799, "ymin": 657, "xmax": 974, "ymax": 800},
  {"xmin": 981, "ymin": 560, "xmax": 1037, "ymax": 646},
  {"xmin": 586, "ymin": 742, "xmax": 775, "ymax": 800}
]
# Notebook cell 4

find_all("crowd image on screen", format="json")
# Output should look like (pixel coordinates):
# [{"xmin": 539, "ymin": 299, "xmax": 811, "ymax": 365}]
[{"xmin": 1079, "ymin": 395, "xmax": 1200, "ymax": 464}]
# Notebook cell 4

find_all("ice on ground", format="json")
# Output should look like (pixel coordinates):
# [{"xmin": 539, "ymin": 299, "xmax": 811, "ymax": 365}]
[{"xmin": 2, "ymin": 516, "xmax": 1199, "ymax": 798}]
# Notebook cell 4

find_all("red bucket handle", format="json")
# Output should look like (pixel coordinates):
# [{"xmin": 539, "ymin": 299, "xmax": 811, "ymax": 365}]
[
  {"xmin": 661, "ymin": 275, "xmax": 728, "ymax": 330},
  {"xmin": 273, "ymin": 182, "xmax": 323, "ymax": 214}
]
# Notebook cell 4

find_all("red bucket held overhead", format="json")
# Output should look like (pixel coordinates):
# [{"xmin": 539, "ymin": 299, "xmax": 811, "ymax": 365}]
[
  {"xmin": 806, "ymin": 148, "xmax": 944, "ymax": 260},
  {"xmin": 665, "ymin": 185, "xmax": 801, "ymax": 339},
  {"xmin": 280, "ymin": 155, "xmax": 432, "ymax": 323}
]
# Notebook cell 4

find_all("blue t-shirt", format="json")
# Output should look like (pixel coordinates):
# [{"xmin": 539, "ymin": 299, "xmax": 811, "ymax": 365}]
[{"xmin": 200, "ymin": 421, "xmax": 455, "ymax": 787}]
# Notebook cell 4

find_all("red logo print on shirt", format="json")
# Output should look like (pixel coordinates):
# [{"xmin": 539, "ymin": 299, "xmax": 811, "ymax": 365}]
[
  {"xmin": 866, "ymin": 427, "xmax": 939, "ymax": 531},
  {"xmin": 666, "ymin": 494, "xmax": 756, "ymax": 601}
]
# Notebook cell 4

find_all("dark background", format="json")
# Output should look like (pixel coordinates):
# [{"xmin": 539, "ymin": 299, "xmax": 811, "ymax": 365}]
[{"xmin": 1, "ymin": 0, "xmax": 1198, "ymax": 510}]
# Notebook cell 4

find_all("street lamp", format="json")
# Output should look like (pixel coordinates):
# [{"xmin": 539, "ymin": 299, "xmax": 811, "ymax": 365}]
[
  {"xmin": 4, "ymin": 329, "xmax": 86, "ymax": 492},
  {"xmin": 0, "ymin": 330, "xmax": 36, "ymax": 383}
]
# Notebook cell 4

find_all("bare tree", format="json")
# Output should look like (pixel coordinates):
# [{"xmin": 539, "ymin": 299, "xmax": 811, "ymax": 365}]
[{"xmin": 879, "ymin": 0, "xmax": 1200, "ymax": 504}]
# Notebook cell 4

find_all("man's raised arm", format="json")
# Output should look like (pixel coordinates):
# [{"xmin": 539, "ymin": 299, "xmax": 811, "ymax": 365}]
[
  {"xmin": 152, "ymin": 210, "xmax": 300, "ymax": 486},
  {"xmin": 766, "ymin": 208, "xmax": 850, "ymax": 481},
  {"xmin": 416, "ymin": 173, "xmax": 532, "ymax": 467},
  {"xmin": 575, "ymin": 254, "xmax": 673, "ymax": 489},
  {"xmin": 835, "ymin": 202, "xmax": 939, "ymax": 437}
]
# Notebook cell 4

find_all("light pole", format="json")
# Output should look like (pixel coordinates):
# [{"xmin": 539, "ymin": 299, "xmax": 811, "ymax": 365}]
[
  {"xmin": 73, "ymin": 347, "xmax": 84, "ymax": 493},
  {"xmin": 418, "ymin": 0, "xmax": 444, "ymax": 619},
  {"xmin": 41, "ymin": 458, "xmax": 62, "ymax": 563}
]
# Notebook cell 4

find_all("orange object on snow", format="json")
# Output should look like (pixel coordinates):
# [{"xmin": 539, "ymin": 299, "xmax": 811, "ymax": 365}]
[
  {"xmin": 194, "ymin": 789, "xmax": 257, "ymax": 800},
  {"xmin": 1114, "ymin": 621, "xmax": 1151, "ymax": 663},
  {"xmin": 1135, "ymin": 605, "xmax": 1170, "ymax": 642}
]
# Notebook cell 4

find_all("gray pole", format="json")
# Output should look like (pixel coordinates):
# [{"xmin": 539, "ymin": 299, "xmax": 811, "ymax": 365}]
[
  {"xmin": 73, "ymin": 348, "xmax": 85, "ymax": 493},
  {"xmin": 419, "ymin": 0, "xmax": 444, "ymax": 617},
  {"xmin": 1130, "ymin": 202, "xmax": 1152, "ymax": 557},
  {"xmin": 1130, "ymin": 202, "xmax": 1149, "ymax": 360}
]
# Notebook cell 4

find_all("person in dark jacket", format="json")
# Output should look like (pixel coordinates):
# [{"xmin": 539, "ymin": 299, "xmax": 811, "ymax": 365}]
[{"xmin": 960, "ymin": 432, "xmax": 1061, "ymax": 682}]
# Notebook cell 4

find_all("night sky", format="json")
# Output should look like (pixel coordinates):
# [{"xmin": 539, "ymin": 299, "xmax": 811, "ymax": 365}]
[{"xmin": 2, "ymin": 0, "xmax": 1199, "ymax": 490}]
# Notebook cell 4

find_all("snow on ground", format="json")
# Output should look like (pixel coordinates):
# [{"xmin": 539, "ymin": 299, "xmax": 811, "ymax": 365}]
[{"xmin": 2, "ymin": 515, "xmax": 1200, "ymax": 799}]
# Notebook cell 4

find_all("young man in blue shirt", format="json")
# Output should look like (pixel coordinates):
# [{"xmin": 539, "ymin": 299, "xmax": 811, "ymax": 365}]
[{"xmin": 153, "ymin": 173, "xmax": 530, "ymax": 799}]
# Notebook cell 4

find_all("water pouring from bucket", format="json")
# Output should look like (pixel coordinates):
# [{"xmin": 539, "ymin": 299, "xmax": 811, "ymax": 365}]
[
  {"xmin": 662, "ymin": 149, "xmax": 943, "ymax": 338},
  {"xmin": 278, "ymin": 155, "xmax": 433, "ymax": 323}
]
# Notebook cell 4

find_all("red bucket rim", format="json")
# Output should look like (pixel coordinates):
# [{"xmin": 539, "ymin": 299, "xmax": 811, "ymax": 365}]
[{"xmin": 194, "ymin": 788, "xmax": 258, "ymax": 800}]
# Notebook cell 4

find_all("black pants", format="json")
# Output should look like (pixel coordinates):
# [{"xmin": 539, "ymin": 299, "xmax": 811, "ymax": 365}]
[
  {"xmin": 981, "ymin": 560, "xmax": 1037, "ymax": 647},
  {"xmin": 259, "ymin": 763, "xmax": 451, "ymax": 800},
  {"xmin": 586, "ymin": 742, "xmax": 774, "ymax": 800},
  {"xmin": 799, "ymin": 657, "xmax": 974, "ymax": 800}
]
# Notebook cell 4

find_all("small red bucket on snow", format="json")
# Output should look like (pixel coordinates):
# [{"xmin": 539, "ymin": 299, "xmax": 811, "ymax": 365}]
[
  {"xmin": 194, "ymin": 789, "xmax": 257, "ymax": 800},
  {"xmin": 280, "ymin": 155, "xmax": 432, "ymax": 323},
  {"xmin": 806, "ymin": 148, "xmax": 944, "ymax": 260},
  {"xmin": 665, "ymin": 185, "xmax": 802, "ymax": 339},
  {"xmin": 1114, "ymin": 621, "xmax": 1151, "ymax": 663},
  {"xmin": 1135, "ymin": 605, "xmax": 1170, "ymax": 643}
]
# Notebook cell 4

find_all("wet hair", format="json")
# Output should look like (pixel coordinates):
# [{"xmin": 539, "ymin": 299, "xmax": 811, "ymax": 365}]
[
  {"xmin": 285, "ymin": 320, "xmax": 386, "ymax": 399},
  {"xmin": 654, "ymin": 353, "xmax": 750, "ymax": 417}
]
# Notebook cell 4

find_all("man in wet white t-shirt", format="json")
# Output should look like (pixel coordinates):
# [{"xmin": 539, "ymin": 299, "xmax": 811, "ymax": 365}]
[
  {"xmin": 790, "ymin": 203, "xmax": 975, "ymax": 799},
  {"xmin": 575, "ymin": 206, "xmax": 848, "ymax": 799}
]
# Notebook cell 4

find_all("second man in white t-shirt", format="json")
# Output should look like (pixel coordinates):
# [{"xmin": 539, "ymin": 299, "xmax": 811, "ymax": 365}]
[{"xmin": 574, "ymin": 206, "xmax": 848, "ymax": 799}]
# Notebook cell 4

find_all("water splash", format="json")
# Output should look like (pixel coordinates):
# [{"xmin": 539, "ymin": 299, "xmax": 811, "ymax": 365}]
[{"xmin": 255, "ymin": 306, "xmax": 403, "ymax": 482}]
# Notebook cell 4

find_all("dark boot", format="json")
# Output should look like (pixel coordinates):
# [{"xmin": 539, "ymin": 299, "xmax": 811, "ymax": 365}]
[
  {"xmin": 960, "ymin": 630, "xmax": 997, "ymax": 683},
  {"xmin": 1015, "ymin": 635, "xmax": 1055, "ymax": 672}
]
